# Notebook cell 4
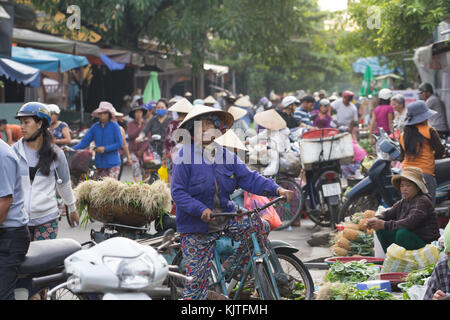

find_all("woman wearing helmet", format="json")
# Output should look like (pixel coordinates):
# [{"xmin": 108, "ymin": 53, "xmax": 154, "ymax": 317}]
[
  {"xmin": 171, "ymin": 105, "xmax": 294, "ymax": 300},
  {"xmin": 47, "ymin": 104, "xmax": 71, "ymax": 147},
  {"xmin": 12, "ymin": 102, "xmax": 79, "ymax": 240},
  {"xmin": 369, "ymin": 88, "xmax": 394, "ymax": 146}
]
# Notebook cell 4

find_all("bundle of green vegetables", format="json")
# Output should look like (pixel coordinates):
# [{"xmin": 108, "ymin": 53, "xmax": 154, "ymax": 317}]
[
  {"xmin": 317, "ymin": 282, "xmax": 396, "ymax": 300},
  {"xmin": 400, "ymin": 264, "xmax": 435, "ymax": 300},
  {"xmin": 324, "ymin": 261, "xmax": 380, "ymax": 284}
]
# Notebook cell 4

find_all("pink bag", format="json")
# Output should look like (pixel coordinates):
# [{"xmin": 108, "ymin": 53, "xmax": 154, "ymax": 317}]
[{"xmin": 243, "ymin": 191, "xmax": 282, "ymax": 230}]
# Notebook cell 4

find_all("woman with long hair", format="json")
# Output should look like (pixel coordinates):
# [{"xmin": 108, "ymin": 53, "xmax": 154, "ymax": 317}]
[
  {"xmin": 399, "ymin": 101, "xmax": 445, "ymax": 205},
  {"xmin": 12, "ymin": 102, "xmax": 79, "ymax": 240}
]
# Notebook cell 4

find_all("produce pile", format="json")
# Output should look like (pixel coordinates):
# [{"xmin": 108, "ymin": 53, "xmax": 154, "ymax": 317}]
[
  {"xmin": 330, "ymin": 210, "xmax": 376, "ymax": 256},
  {"xmin": 324, "ymin": 260, "xmax": 379, "ymax": 284},
  {"xmin": 317, "ymin": 260, "xmax": 396, "ymax": 300},
  {"xmin": 400, "ymin": 264, "xmax": 435, "ymax": 300}
]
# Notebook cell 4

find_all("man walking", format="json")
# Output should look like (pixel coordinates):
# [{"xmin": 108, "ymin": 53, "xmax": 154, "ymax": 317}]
[
  {"xmin": 418, "ymin": 82, "xmax": 449, "ymax": 140},
  {"xmin": 0, "ymin": 139, "xmax": 30, "ymax": 300}
]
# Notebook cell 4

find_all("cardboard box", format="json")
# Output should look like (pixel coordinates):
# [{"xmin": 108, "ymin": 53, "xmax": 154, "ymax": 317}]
[{"xmin": 356, "ymin": 280, "xmax": 391, "ymax": 293}]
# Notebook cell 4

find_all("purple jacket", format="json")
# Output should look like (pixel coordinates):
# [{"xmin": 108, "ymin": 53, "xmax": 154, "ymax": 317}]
[{"xmin": 171, "ymin": 143, "xmax": 280, "ymax": 234}]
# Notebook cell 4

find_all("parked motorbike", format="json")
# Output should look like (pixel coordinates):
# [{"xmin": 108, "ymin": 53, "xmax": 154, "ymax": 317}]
[
  {"xmin": 141, "ymin": 134, "xmax": 163, "ymax": 184},
  {"xmin": 46, "ymin": 230, "xmax": 190, "ymax": 300},
  {"xmin": 299, "ymin": 128, "xmax": 350, "ymax": 229},
  {"xmin": 338, "ymin": 128, "xmax": 450, "ymax": 228},
  {"xmin": 14, "ymin": 238, "xmax": 91, "ymax": 300}
]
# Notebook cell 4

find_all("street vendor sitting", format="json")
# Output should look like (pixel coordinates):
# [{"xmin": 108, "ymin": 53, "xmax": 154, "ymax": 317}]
[{"xmin": 366, "ymin": 166, "xmax": 440, "ymax": 252}]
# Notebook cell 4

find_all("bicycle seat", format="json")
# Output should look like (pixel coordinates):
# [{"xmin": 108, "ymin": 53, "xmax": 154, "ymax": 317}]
[
  {"xmin": 435, "ymin": 158, "xmax": 450, "ymax": 184},
  {"xmin": 18, "ymin": 238, "xmax": 81, "ymax": 275}
]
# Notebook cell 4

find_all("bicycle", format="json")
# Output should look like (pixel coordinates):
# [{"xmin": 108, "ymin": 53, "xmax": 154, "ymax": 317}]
[
  {"xmin": 270, "ymin": 173, "xmax": 304, "ymax": 230},
  {"xmin": 170, "ymin": 196, "xmax": 314, "ymax": 300}
]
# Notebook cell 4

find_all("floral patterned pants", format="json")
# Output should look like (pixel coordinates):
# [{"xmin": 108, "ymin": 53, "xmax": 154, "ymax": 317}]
[
  {"xmin": 28, "ymin": 219, "xmax": 59, "ymax": 241},
  {"xmin": 97, "ymin": 166, "xmax": 121, "ymax": 180},
  {"xmin": 180, "ymin": 214, "xmax": 269, "ymax": 300}
]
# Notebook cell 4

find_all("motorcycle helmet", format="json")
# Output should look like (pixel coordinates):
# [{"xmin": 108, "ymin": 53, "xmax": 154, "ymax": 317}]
[
  {"xmin": 46, "ymin": 104, "xmax": 61, "ymax": 115},
  {"xmin": 15, "ymin": 102, "xmax": 51, "ymax": 125}
]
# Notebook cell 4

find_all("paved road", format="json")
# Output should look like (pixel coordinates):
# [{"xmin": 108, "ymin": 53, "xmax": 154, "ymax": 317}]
[{"xmin": 58, "ymin": 165, "xmax": 332, "ymax": 289}]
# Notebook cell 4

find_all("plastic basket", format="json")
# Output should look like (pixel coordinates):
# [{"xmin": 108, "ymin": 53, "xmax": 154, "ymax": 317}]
[
  {"xmin": 376, "ymin": 272, "xmax": 409, "ymax": 284},
  {"xmin": 325, "ymin": 256, "xmax": 385, "ymax": 265},
  {"xmin": 299, "ymin": 132, "xmax": 354, "ymax": 169},
  {"xmin": 87, "ymin": 203, "xmax": 155, "ymax": 227},
  {"xmin": 301, "ymin": 128, "xmax": 338, "ymax": 139}
]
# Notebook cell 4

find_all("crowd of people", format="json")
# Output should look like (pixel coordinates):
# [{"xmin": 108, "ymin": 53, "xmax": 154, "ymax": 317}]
[{"xmin": 0, "ymin": 81, "xmax": 449, "ymax": 300}]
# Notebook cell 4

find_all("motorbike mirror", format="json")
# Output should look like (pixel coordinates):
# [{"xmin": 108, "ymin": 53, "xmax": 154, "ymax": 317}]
[{"xmin": 152, "ymin": 134, "xmax": 162, "ymax": 141}]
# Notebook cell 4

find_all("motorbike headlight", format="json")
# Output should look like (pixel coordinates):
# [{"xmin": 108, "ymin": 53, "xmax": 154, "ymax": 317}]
[{"xmin": 104, "ymin": 254, "xmax": 155, "ymax": 289}]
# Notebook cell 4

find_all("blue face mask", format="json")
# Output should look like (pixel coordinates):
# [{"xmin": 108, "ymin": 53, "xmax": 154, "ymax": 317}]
[{"xmin": 156, "ymin": 109, "xmax": 167, "ymax": 117}]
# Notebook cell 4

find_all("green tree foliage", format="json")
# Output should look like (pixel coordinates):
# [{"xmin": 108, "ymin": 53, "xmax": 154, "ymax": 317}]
[
  {"xmin": 24, "ymin": 0, "xmax": 304, "ymax": 75},
  {"xmin": 343, "ymin": 0, "xmax": 450, "ymax": 56},
  {"xmin": 209, "ymin": 2, "xmax": 361, "ymax": 98}
]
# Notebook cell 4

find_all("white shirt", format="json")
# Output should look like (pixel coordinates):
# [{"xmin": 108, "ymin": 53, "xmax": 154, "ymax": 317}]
[
  {"xmin": 247, "ymin": 128, "xmax": 291, "ymax": 176},
  {"xmin": 331, "ymin": 98, "xmax": 358, "ymax": 127}
]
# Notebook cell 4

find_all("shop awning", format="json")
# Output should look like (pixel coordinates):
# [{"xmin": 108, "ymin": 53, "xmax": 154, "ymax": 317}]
[
  {"xmin": 0, "ymin": 58, "xmax": 40, "ymax": 87},
  {"xmin": 11, "ymin": 46, "xmax": 89, "ymax": 72},
  {"xmin": 13, "ymin": 28, "xmax": 101, "ymax": 57},
  {"xmin": 352, "ymin": 57, "xmax": 401, "ymax": 76}
]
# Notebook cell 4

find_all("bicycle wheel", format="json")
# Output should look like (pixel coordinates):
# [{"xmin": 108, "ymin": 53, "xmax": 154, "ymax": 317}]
[
  {"xmin": 254, "ymin": 262, "xmax": 277, "ymax": 300},
  {"xmin": 338, "ymin": 194, "xmax": 380, "ymax": 223},
  {"xmin": 274, "ymin": 250, "xmax": 314, "ymax": 300},
  {"xmin": 273, "ymin": 178, "xmax": 304, "ymax": 230},
  {"xmin": 48, "ymin": 288, "xmax": 90, "ymax": 300},
  {"xmin": 169, "ymin": 250, "xmax": 186, "ymax": 300}
]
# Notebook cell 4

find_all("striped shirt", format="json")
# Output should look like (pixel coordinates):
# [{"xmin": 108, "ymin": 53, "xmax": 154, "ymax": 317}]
[
  {"xmin": 423, "ymin": 255, "xmax": 450, "ymax": 300},
  {"xmin": 293, "ymin": 106, "xmax": 312, "ymax": 126}
]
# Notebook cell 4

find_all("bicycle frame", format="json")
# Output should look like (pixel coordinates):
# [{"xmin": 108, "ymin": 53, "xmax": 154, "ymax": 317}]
[{"xmin": 210, "ymin": 212, "xmax": 281, "ymax": 300}]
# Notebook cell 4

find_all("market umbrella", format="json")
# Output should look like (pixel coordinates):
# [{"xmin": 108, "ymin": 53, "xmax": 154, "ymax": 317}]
[
  {"xmin": 360, "ymin": 65, "xmax": 375, "ymax": 97},
  {"xmin": 143, "ymin": 71, "xmax": 161, "ymax": 103}
]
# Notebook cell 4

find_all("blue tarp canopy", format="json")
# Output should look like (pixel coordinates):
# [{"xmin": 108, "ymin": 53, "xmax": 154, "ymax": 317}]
[
  {"xmin": 11, "ymin": 46, "xmax": 89, "ymax": 72},
  {"xmin": 352, "ymin": 56, "xmax": 402, "ymax": 76},
  {"xmin": 99, "ymin": 53, "xmax": 125, "ymax": 71},
  {"xmin": 0, "ymin": 57, "xmax": 40, "ymax": 87}
]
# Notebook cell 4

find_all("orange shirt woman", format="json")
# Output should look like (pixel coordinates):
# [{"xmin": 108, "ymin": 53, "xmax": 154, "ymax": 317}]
[{"xmin": 399, "ymin": 101, "xmax": 445, "ymax": 205}]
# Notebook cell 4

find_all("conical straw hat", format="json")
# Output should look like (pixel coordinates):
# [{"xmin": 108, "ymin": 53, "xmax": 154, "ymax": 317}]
[
  {"xmin": 254, "ymin": 109, "xmax": 286, "ymax": 130},
  {"xmin": 234, "ymin": 96, "xmax": 252, "ymax": 107},
  {"xmin": 179, "ymin": 105, "xmax": 234, "ymax": 130},
  {"xmin": 228, "ymin": 106, "xmax": 247, "ymax": 120},
  {"xmin": 214, "ymin": 129, "xmax": 248, "ymax": 151},
  {"xmin": 168, "ymin": 98, "xmax": 194, "ymax": 113},
  {"xmin": 203, "ymin": 95, "xmax": 218, "ymax": 104}
]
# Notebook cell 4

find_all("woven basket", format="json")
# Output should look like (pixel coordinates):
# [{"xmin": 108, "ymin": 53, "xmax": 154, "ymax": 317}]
[{"xmin": 88, "ymin": 203, "xmax": 154, "ymax": 227}]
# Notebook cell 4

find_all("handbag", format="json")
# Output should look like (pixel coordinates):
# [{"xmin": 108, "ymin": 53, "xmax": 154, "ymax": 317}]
[{"xmin": 243, "ymin": 191, "xmax": 282, "ymax": 230}]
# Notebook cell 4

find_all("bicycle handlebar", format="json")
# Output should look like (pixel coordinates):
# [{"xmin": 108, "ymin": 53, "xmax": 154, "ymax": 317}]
[{"xmin": 210, "ymin": 195, "xmax": 286, "ymax": 218}]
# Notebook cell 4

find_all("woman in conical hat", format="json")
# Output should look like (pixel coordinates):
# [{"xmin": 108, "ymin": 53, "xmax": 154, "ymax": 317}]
[
  {"xmin": 171, "ymin": 102, "xmax": 294, "ymax": 300},
  {"xmin": 162, "ymin": 98, "xmax": 195, "ymax": 179},
  {"xmin": 246, "ymin": 108, "xmax": 290, "ymax": 176}
]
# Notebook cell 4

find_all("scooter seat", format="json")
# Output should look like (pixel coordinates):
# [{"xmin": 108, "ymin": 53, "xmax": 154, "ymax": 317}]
[
  {"xmin": 19, "ymin": 238, "xmax": 81, "ymax": 275},
  {"xmin": 435, "ymin": 158, "xmax": 450, "ymax": 184}
]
